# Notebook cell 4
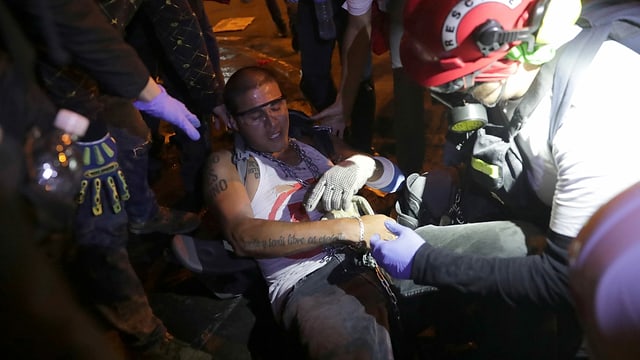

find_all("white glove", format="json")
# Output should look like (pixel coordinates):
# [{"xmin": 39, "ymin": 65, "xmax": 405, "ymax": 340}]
[{"xmin": 305, "ymin": 154, "xmax": 375, "ymax": 212}]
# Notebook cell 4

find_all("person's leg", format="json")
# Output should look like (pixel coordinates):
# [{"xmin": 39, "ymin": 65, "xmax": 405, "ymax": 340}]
[
  {"xmin": 336, "ymin": 1, "xmax": 375, "ymax": 153},
  {"xmin": 265, "ymin": 0, "xmax": 289, "ymax": 36},
  {"xmin": 297, "ymin": 0, "xmax": 338, "ymax": 111},
  {"xmin": 414, "ymin": 220, "xmax": 546, "ymax": 257},
  {"xmin": 346, "ymin": 76, "xmax": 376, "ymax": 153},
  {"xmin": 285, "ymin": 0, "xmax": 299, "ymax": 51},
  {"xmin": 413, "ymin": 220, "xmax": 562, "ymax": 359},
  {"xmin": 388, "ymin": 0, "xmax": 426, "ymax": 174},
  {"xmin": 71, "ymin": 160, "xmax": 166, "ymax": 351},
  {"xmin": 280, "ymin": 255, "xmax": 396, "ymax": 359},
  {"xmin": 172, "ymin": 121, "xmax": 210, "ymax": 212},
  {"xmin": 102, "ymin": 97, "xmax": 200, "ymax": 234}
]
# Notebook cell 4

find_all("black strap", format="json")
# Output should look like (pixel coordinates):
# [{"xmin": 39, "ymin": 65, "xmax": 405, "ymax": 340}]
[{"xmin": 508, "ymin": 56, "xmax": 557, "ymax": 138}]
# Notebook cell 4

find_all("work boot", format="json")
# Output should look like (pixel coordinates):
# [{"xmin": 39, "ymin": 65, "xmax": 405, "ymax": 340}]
[
  {"xmin": 141, "ymin": 332, "xmax": 212, "ymax": 360},
  {"xmin": 129, "ymin": 206, "xmax": 200, "ymax": 235}
]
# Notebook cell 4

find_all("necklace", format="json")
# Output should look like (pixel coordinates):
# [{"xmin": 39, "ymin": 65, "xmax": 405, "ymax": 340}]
[{"xmin": 256, "ymin": 138, "xmax": 321, "ymax": 187}]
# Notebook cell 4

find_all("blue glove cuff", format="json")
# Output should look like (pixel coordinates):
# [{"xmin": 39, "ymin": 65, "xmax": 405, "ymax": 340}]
[{"xmin": 366, "ymin": 156, "xmax": 405, "ymax": 193}]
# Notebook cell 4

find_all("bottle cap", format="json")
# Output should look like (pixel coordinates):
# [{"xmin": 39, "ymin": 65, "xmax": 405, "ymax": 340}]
[{"xmin": 54, "ymin": 109, "xmax": 90, "ymax": 137}]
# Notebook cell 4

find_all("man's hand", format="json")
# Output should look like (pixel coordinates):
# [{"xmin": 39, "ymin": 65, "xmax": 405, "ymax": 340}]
[
  {"xmin": 360, "ymin": 215, "xmax": 396, "ymax": 246},
  {"xmin": 133, "ymin": 85, "xmax": 201, "ymax": 140},
  {"xmin": 311, "ymin": 101, "xmax": 348, "ymax": 138},
  {"xmin": 305, "ymin": 154, "xmax": 375, "ymax": 212},
  {"xmin": 370, "ymin": 221, "xmax": 426, "ymax": 279}
]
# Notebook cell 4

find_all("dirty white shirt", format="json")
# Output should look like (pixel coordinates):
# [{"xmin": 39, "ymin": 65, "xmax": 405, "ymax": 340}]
[{"xmin": 517, "ymin": 36, "xmax": 640, "ymax": 238}]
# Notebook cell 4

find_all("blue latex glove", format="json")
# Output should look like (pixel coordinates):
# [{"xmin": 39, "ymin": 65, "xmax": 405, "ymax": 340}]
[
  {"xmin": 133, "ymin": 85, "xmax": 201, "ymax": 140},
  {"xmin": 75, "ymin": 134, "xmax": 130, "ymax": 216},
  {"xmin": 370, "ymin": 221, "xmax": 426, "ymax": 279}
]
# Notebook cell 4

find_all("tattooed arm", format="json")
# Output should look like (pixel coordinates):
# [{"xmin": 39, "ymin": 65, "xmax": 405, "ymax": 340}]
[{"xmin": 203, "ymin": 150, "xmax": 394, "ymax": 258}]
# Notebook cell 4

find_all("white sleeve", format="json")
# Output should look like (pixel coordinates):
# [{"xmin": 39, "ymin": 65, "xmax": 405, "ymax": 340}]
[
  {"xmin": 342, "ymin": 0, "xmax": 373, "ymax": 16},
  {"xmin": 549, "ymin": 41, "xmax": 640, "ymax": 238}
]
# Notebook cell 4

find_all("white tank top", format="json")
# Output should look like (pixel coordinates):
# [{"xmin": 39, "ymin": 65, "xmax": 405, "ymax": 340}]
[{"xmin": 247, "ymin": 139, "xmax": 334, "ymax": 316}]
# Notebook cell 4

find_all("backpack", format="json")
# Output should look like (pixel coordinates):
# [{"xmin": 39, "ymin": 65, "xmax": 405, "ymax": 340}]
[{"xmin": 397, "ymin": 0, "xmax": 640, "ymax": 228}]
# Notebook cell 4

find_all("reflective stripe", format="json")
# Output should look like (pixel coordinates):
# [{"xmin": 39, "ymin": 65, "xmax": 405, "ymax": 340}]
[{"xmin": 471, "ymin": 157, "xmax": 502, "ymax": 179}]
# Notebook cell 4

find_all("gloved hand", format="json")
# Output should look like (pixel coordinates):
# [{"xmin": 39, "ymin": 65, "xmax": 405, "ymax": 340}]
[
  {"xmin": 133, "ymin": 85, "xmax": 201, "ymax": 140},
  {"xmin": 305, "ymin": 154, "xmax": 375, "ymax": 212},
  {"xmin": 370, "ymin": 221, "xmax": 426, "ymax": 279},
  {"xmin": 75, "ymin": 134, "xmax": 130, "ymax": 216}
]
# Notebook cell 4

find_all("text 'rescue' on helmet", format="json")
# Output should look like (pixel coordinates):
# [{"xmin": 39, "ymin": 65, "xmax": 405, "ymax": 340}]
[{"xmin": 400, "ymin": 0, "xmax": 550, "ymax": 89}]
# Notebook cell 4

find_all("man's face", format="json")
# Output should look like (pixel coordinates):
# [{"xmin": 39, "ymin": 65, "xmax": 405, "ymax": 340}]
[
  {"xmin": 233, "ymin": 81, "xmax": 289, "ymax": 153},
  {"xmin": 430, "ymin": 75, "xmax": 506, "ymax": 107}
]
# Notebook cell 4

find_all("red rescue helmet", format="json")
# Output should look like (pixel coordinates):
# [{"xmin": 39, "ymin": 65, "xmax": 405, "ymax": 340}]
[
  {"xmin": 569, "ymin": 181, "xmax": 640, "ymax": 360},
  {"xmin": 400, "ymin": 0, "xmax": 549, "ymax": 89}
]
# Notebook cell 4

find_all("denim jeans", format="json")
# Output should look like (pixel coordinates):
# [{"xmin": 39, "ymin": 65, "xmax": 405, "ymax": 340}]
[
  {"xmin": 280, "ymin": 250, "xmax": 397, "ymax": 359},
  {"xmin": 412, "ymin": 221, "xmax": 572, "ymax": 359},
  {"xmin": 414, "ymin": 220, "xmax": 547, "ymax": 257}
]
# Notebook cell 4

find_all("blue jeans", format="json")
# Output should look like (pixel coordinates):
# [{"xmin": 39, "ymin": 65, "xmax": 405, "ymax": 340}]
[
  {"xmin": 280, "ymin": 250, "xmax": 398, "ymax": 359},
  {"xmin": 414, "ymin": 220, "xmax": 547, "ymax": 257}
]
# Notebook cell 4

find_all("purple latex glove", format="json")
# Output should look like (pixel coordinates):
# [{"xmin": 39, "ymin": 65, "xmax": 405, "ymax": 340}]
[
  {"xmin": 370, "ymin": 221, "xmax": 426, "ymax": 279},
  {"xmin": 133, "ymin": 85, "xmax": 201, "ymax": 140}
]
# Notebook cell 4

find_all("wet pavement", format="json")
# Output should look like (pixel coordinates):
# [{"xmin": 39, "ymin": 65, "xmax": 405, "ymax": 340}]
[{"xmin": 106, "ymin": 1, "xmax": 457, "ymax": 359}]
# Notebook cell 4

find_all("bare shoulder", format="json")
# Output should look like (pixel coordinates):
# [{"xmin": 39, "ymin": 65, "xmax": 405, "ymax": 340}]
[{"xmin": 204, "ymin": 150, "xmax": 238, "ymax": 198}]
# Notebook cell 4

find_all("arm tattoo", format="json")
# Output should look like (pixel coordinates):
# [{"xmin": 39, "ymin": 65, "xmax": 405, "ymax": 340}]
[
  {"xmin": 243, "ymin": 234, "xmax": 340, "ymax": 250},
  {"xmin": 205, "ymin": 154, "xmax": 228, "ymax": 199},
  {"xmin": 247, "ymin": 158, "xmax": 260, "ymax": 179}
]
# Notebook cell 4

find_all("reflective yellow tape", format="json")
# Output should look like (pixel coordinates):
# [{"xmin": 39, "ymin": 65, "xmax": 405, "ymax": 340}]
[
  {"xmin": 92, "ymin": 178, "xmax": 103, "ymax": 216},
  {"xmin": 117, "ymin": 169, "xmax": 130, "ymax": 201},
  {"xmin": 471, "ymin": 157, "xmax": 501, "ymax": 179}
]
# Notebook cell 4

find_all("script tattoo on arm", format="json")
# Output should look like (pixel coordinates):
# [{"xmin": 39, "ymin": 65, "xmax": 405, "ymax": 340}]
[
  {"xmin": 205, "ymin": 154, "xmax": 228, "ymax": 199},
  {"xmin": 242, "ymin": 233, "xmax": 341, "ymax": 251}
]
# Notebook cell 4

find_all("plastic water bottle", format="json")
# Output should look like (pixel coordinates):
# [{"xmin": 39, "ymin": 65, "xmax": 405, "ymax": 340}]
[
  {"xmin": 314, "ymin": 0, "xmax": 336, "ymax": 40},
  {"xmin": 26, "ymin": 109, "xmax": 89, "ymax": 203}
]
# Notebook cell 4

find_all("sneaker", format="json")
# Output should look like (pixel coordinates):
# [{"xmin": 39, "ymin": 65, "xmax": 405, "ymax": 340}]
[
  {"xmin": 142, "ymin": 333, "xmax": 212, "ymax": 360},
  {"xmin": 129, "ymin": 206, "xmax": 201, "ymax": 235}
]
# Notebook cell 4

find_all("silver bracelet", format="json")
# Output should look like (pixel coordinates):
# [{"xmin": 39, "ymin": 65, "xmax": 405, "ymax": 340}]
[{"xmin": 353, "ymin": 216, "xmax": 364, "ymax": 242}]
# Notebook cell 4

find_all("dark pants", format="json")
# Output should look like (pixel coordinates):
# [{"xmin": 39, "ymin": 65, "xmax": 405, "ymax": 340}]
[
  {"xmin": 296, "ymin": 0, "xmax": 375, "ymax": 152},
  {"xmin": 71, "ymin": 97, "xmax": 165, "ymax": 350},
  {"xmin": 265, "ymin": 0, "xmax": 288, "ymax": 34},
  {"xmin": 280, "ymin": 250, "xmax": 404, "ymax": 359}
]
